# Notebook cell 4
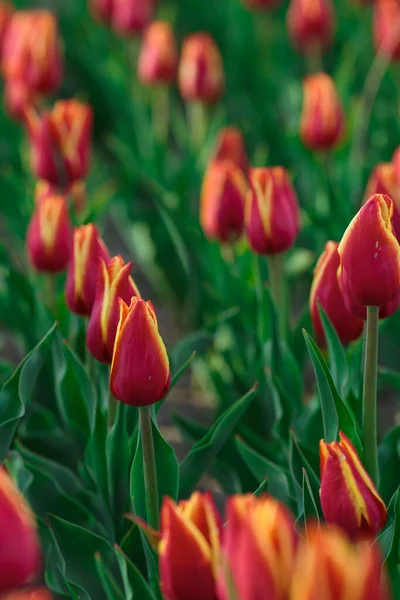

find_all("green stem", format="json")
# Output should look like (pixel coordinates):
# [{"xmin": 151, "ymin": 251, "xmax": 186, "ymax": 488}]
[
  {"xmin": 140, "ymin": 406, "xmax": 160, "ymax": 530},
  {"xmin": 267, "ymin": 253, "xmax": 287, "ymax": 341},
  {"xmin": 362, "ymin": 306, "xmax": 379, "ymax": 485},
  {"xmin": 108, "ymin": 389, "xmax": 118, "ymax": 430},
  {"xmin": 152, "ymin": 85, "xmax": 169, "ymax": 143},
  {"xmin": 44, "ymin": 274, "xmax": 56, "ymax": 316},
  {"xmin": 187, "ymin": 101, "xmax": 207, "ymax": 151},
  {"xmin": 304, "ymin": 41, "xmax": 323, "ymax": 74}
]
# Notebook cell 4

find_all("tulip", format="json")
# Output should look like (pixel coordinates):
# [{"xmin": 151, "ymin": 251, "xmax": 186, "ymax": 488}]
[
  {"xmin": 110, "ymin": 297, "xmax": 170, "ymax": 405},
  {"xmin": 310, "ymin": 241, "xmax": 364, "ymax": 346},
  {"xmin": 240, "ymin": 0, "xmax": 281, "ymax": 8},
  {"xmin": 159, "ymin": 492, "xmax": 221, "ymax": 600},
  {"xmin": 2, "ymin": 10, "xmax": 62, "ymax": 95},
  {"xmin": 200, "ymin": 160, "xmax": 247, "ymax": 244},
  {"xmin": 319, "ymin": 431, "xmax": 387, "ymax": 540},
  {"xmin": 364, "ymin": 162, "xmax": 400, "ymax": 240},
  {"xmin": 218, "ymin": 494, "xmax": 297, "ymax": 600},
  {"xmin": 0, "ymin": 467, "xmax": 41, "ymax": 593},
  {"xmin": 112, "ymin": 0, "xmax": 155, "ymax": 36},
  {"xmin": 245, "ymin": 166, "xmax": 300, "ymax": 255},
  {"xmin": 300, "ymin": 73, "xmax": 344, "ymax": 151},
  {"xmin": 26, "ymin": 100, "xmax": 92, "ymax": 188},
  {"xmin": 287, "ymin": 0, "xmax": 335, "ymax": 53},
  {"xmin": 0, "ymin": 2, "xmax": 13, "ymax": 50},
  {"xmin": 65, "ymin": 225, "xmax": 110, "ymax": 316},
  {"xmin": 86, "ymin": 256, "xmax": 140, "ymax": 363},
  {"xmin": 373, "ymin": 0, "xmax": 400, "ymax": 61},
  {"xmin": 89, "ymin": 0, "xmax": 112, "ymax": 23},
  {"xmin": 290, "ymin": 525, "xmax": 391, "ymax": 600},
  {"xmin": 338, "ymin": 194, "xmax": 400, "ymax": 308},
  {"xmin": 211, "ymin": 127, "xmax": 249, "ymax": 174},
  {"xmin": 178, "ymin": 33, "xmax": 225, "ymax": 104},
  {"xmin": 2, "ymin": 589, "xmax": 52, "ymax": 600},
  {"xmin": 138, "ymin": 21, "xmax": 178, "ymax": 86},
  {"xmin": 35, "ymin": 179, "xmax": 87, "ymax": 214},
  {"xmin": 26, "ymin": 193, "xmax": 72, "ymax": 273},
  {"xmin": 3, "ymin": 78, "xmax": 35, "ymax": 122}
]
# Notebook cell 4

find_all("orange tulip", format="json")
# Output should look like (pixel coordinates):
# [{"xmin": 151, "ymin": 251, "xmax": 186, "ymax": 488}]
[
  {"xmin": 138, "ymin": 21, "xmax": 178, "ymax": 85},
  {"xmin": 2, "ymin": 588, "xmax": 52, "ymax": 600},
  {"xmin": 0, "ymin": 1, "xmax": 13, "ymax": 50},
  {"xmin": 373, "ymin": 0, "xmax": 400, "ymax": 60}
]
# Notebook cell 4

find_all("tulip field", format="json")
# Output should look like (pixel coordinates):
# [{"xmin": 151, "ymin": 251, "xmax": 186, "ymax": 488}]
[{"xmin": 3, "ymin": 0, "xmax": 400, "ymax": 598}]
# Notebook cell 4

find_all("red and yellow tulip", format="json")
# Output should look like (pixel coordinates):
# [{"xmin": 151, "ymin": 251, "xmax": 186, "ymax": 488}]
[
  {"xmin": 373, "ymin": 0, "xmax": 400, "ymax": 61},
  {"xmin": 211, "ymin": 127, "xmax": 249, "ymax": 174},
  {"xmin": 287, "ymin": 0, "xmax": 335, "ymax": 52},
  {"xmin": 138, "ymin": 21, "xmax": 178, "ymax": 86}
]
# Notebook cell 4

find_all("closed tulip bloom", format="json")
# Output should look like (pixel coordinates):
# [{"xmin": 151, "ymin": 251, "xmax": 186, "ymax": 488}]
[
  {"xmin": 287, "ymin": 0, "xmax": 335, "ymax": 52},
  {"xmin": 319, "ymin": 432, "xmax": 387, "ymax": 540},
  {"xmin": 211, "ymin": 127, "xmax": 249, "ymax": 174},
  {"xmin": 338, "ymin": 194, "xmax": 400, "ymax": 308},
  {"xmin": 27, "ymin": 100, "xmax": 92, "ymax": 187},
  {"xmin": 300, "ymin": 73, "xmax": 344, "ymax": 151},
  {"xmin": 2, "ymin": 10, "xmax": 62, "ymax": 95},
  {"xmin": 310, "ymin": 241, "xmax": 364, "ymax": 346},
  {"xmin": 3, "ymin": 589, "xmax": 53, "ymax": 600},
  {"xmin": 178, "ymin": 33, "xmax": 225, "ymax": 104},
  {"xmin": 373, "ymin": 0, "xmax": 400, "ymax": 60},
  {"xmin": 138, "ymin": 21, "xmax": 178, "ymax": 85},
  {"xmin": 0, "ymin": 2, "xmax": 13, "ymax": 50},
  {"xmin": 112, "ymin": 0, "xmax": 155, "ymax": 35},
  {"xmin": 35, "ymin": 179, "xmax": 87, "ymax": 214},
  {"xmin": 200, "ymin": 160, "xmax": 247, "ymax": 243},
  {"xmin": 110, "ymin": 297, "xmax": 170, "ymax": 405},
  {"xmin": 290, "ymin": 525, "xmax": 391, "ymax": 600},
  {"xmin": 218, "ymin": 495, "xmax": 297, "ymax": 600},
  {"xmin": 364, "ymin": 162, "xmax": 400, "ymax": 240},
  {"xmin": 86, "ymin": 256, "xmax": 140, "ymax": 363},
  {"xmin": 159, "ymin": 492, "xmax": 221, "ymax": 600},
  {"xmin": 0, "ymin": 467, "xmax": 41, "ymax": 593},
  {"xmin": 26, "ymin": 193, "xmax": 72, "ymax": 273},
  {"xmin": 245, "ymin": 166, "xmax": 300, "ymax": 255},
  {"xmin": 65, "ymin": 225, "xmax": 110, "ymax": 316}
]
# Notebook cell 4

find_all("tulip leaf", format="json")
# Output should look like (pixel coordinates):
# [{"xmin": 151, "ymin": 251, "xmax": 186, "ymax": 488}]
[
  {"xmin": 318, "ymin": 304, "xmax": 348, "ymax": 397},
  {"xmin": 235, "ymin": 437, "xmax": 292, "ymax": 505},
  {"xmin": 379, "ymin": 426, "xmax": 400, "ymax": 504},
  {"xmin": 95, "ymin": 553, "xmax": 125, "ymax": 600},
  {"xmin": 253, "ymin": 477, "xmax": 269, "ymax": 497},
  {"xmin": 0, "ymin": 323, "xmax": 57, "ymax": 461},
  {"xmin": 289, "ymin": 431, "xmax": 321, "ymax": 514},
  {"xmin": 302, "ymin": 468, "xmax": 320, "ymax": 522},
  {"xmin": 383, "ymin": 488, "xmax": 400, "ymax": 595},
  {"xmin": 178, "ymin": 385, "xmax": 257, "ymax": 499},
  {"xmin": 115, "ymin": 546, "xmax": 158, "ymax": 600}
]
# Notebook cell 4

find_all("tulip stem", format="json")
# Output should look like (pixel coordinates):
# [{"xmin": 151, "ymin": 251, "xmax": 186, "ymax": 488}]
[
  {"xmin": 152, "ymin": 86, "xmax": 169, "ymax": 144},
  {"xmin": 362, "ymin": 306, "xmax": 379, "ymax": 485},
  {"xmin": 267, "ymin": 254, "xmax": 287, "ymax": 341},
  {"xmin": 140, "ymin": 406, "xmax": 160, "ymax": 530},
  {"xmin": 108, "ymin": 390, "xmax": 117, "ymax": 430},
  {"xmin": 44, "ymin": 274, "xmax": 57, "ymax": 316},
  {"xmin": 188, "ymin": 101, "xmax": 207, "ymax": 151}
]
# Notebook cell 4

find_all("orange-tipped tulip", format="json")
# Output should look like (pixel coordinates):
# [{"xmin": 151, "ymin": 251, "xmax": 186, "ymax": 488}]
[
  {"xmin": 319, "ymin": 432, "xmax": 387, "ymax": 541},
  {"xmin": 218, "ymin": 495, "xmax": 297, "ymax": 600},
  {"xmin": 35, "ymin": 179, "xmax": 87, "ymax": 215},
  {"xmin": 159, "ymin": 492, "xmax": 221, "ymax": 600},
  {"xmin": 287, "ymin": 0, "xmax": 335, "ymax": 52},
  {"xmin": 338, "ymin": 193, "xmax": 400, "ymax": 308},
  {"xmin": 290, "ymin": 525, "xmax": 391, "ymax": 600},
  {"xmin": 27, "ymin": 100, "xmax": 92, "ymax": 187},
  {"xmin": 0, "ymin": 467, "xmax": 42, "ymax": 593},
  {"xmin": 86, "ymin": 256, "xmax": 140, "ymax": 363},
  {"xmin": 65, "ymin": 225, "xmax": 110, "ymax": 316},
  {"xmin": 200, "ymin": 160, "xmax": 247, "ymax": 243},
  {"xmin": 26, "ymin": 193, "xmax": 72, "ymax": 273},
  {"xmin": 300, "ymin": 73, "xmax": 344, "ymax": 151},
  {"xmin": 211, "ymin": 127, "xmax": 249, "ymax": 174},
  {"xmin": 310, "ymin": 241, "xmax": 364, "ymax": 346},
  {"xmin": 178, "ymin": 33, "xmax": 225, "ymax": 104},
  {"xmin": 245, "ymin": 166, "xmax": 300, "ymax": 255},
  {"xmin": 2, "ymin": 10, "xmax": 62, "ymax": 95},
  {"xmin": 111, "ymin": 0, "xmax": 155, "ymax": 35},
  {"xmin": 364, "ymin": 162, "xmax": 400, "ymax": 241},
  {"xmin": 138, "ymin": 21, "xmax": 178, "ymax": 86},
  {"xmin": 110, "ymin": 297, "xmax": 170, "ymax": 406},
  {"xmin": 2, "ymin": 589, "xmax": 52, "ymax": 600},
  {"xmin": 373, "ymin": 0, "xmax": 400, "ymax": 61}
]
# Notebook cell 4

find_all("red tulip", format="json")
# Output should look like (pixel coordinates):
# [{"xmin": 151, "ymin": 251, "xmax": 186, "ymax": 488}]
[
  {"xmin": 0, "ymin": 2, "xmax": 13, "ymax": 51},
  {"xmin": 3, "ymin": 78, "xmax": 35, "ymax": 122},
  {"xmin": 287, "ymin": 0, "xmax": 335, "ymax": 52},
  {"xmin": 245, "ymin": 166, "xmax": 300, "ymax": 254},
  {"xmin": 2, "ymin": 588, "xmax": 52, "ymax": 600},
  {"xmin": 373, "ymin": 0, "xmax": 400, "ymax": 60},
  {"xmin": 138, "ymin": 21, "xmax": 178, "ymax": 85},
  {"xmin": 211, "ymin": 127, "xmax": 249, "ymax": 174},
  {"xmin": 112, "ymin": 0, "xmax": 155, "ymax": 35}
]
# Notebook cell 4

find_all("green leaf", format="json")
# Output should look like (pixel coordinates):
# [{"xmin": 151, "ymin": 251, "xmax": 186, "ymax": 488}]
[
  {"xmin": 179, "ymin": 385, "xmax": 257, "ymax": 499},
  {"xmin": 253, "ymin": 477, "xmax": 269, "ymax": 497},
  {"xmin": 115, "ymin": 546, "xmax": 157, "ymax": 600},
  {"xmin": 95, "ymin": 553, "xmax": 125, "ymax": 600},
  {"xmin": 0, "ymin": 323, "xmax": 57, "ymax": 461},
  {"xmin": 289, "ymin": 431, "xmax": 321, "ymax": 514},
  {"xmin": 168, "ymin": 330, "xmax": 213, "ymax": 372},
  {"xmin": 383, "ymin": 488, "xmax": 400, "ymax": 596},
  {"xmin": 379, "ymin": 425, "xmax": 400, "ymax": 505},
  {"xmin": 318, "ymin": 304, "xmax": 348, "ymax": 397},
  {"xmin": 302, "ymin": 468, "xmax": 320, "ymax": 521}
]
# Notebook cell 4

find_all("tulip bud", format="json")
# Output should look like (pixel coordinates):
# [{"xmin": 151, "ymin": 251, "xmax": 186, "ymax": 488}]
[
  {"xmin": 112, "ymin": 0, "xmax": 155, "ymax": 36},
  {"xmin": 3, "ymin": 589, "xmax": 52, "ymax": 600},
  {"xmin": 319, "ymin": 432, "xmax": 387, "ymax": 541},
  {"xmin": 200, "ymin": 160, "xmax": 247, "ymax": 244},
  {"xmin": 245, "ymin": 166, "xmax": 300, "ymax": 255},
  {"xmin": 0, "ymin": 2, "xmax": 13, "ymax": 50},
  {"xmin": 110, "ymin": 297, "xmax": 170, "ymax": 406},
  {"xmin": 211, "ymin": 127, "xmax": 249, "ymax": 174},
  {"xmin": 287, "ymin": 0, "xmax": 335, "ymax": 53},
  {"xmin": 26, "ymin": 193, "xmax": 72, "ymax": 273},
  {"xmin": 218, "ymin": 495, "xmax": 297, "ymax": 600},
  {"xmin": 373, "ymin": 0, "xmax": 400, "ymax": 61},
  {"xmin": 2, "ymin": 10, "xmax": 62, "ymax": 95},
  {"xmin": 138, "ymin": 21, "xmax": 178, "ymax": 86},
  {"xmin": 300, "ymin": 73, "xmax": 344, "ymax": 151},
  {"xmin": 310, "ymin": 241, "xmax": 364, "ymax": 346},
  {"xmin": 178, "ymin": 33, "xmax": 225, "ymax": 104},
  {"xmin": 240, "ymin": 0, "xmax": 281, "ymax": 9},
  {"xmin": 0, "ymin": 467, "xmax": 41, "ymax": 593},
  {"xmin": 364, "ymin": 162, "xmax": 400, "ymax": 241},
  {"xmin": 290, "ymin": 525, "xmax": 390, "ymax": 600},
  {"xmin": 65, "ymin": 225, "xmax": 110, "ymax": 317},
  {"xmin": 35, "ymin": 179, "xmax": 87, "ymax": 214},
  {"xmin": 27, "ymin": 100, "xmax": 92, "ymax": 188},
  {"xmin": 3, "ymin": 78, "xmax": 35, "ymax": 122},
  {"xmin": 86, "ymin": 256, "xmax": 140, "ymax": 363},
  {"xmin": 338, "ymin": 193, "xmax": 400, "ymax": 308},
  {"xmin": 159, "ymin": 492, "xmax": 221, "ymax": 600}
]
